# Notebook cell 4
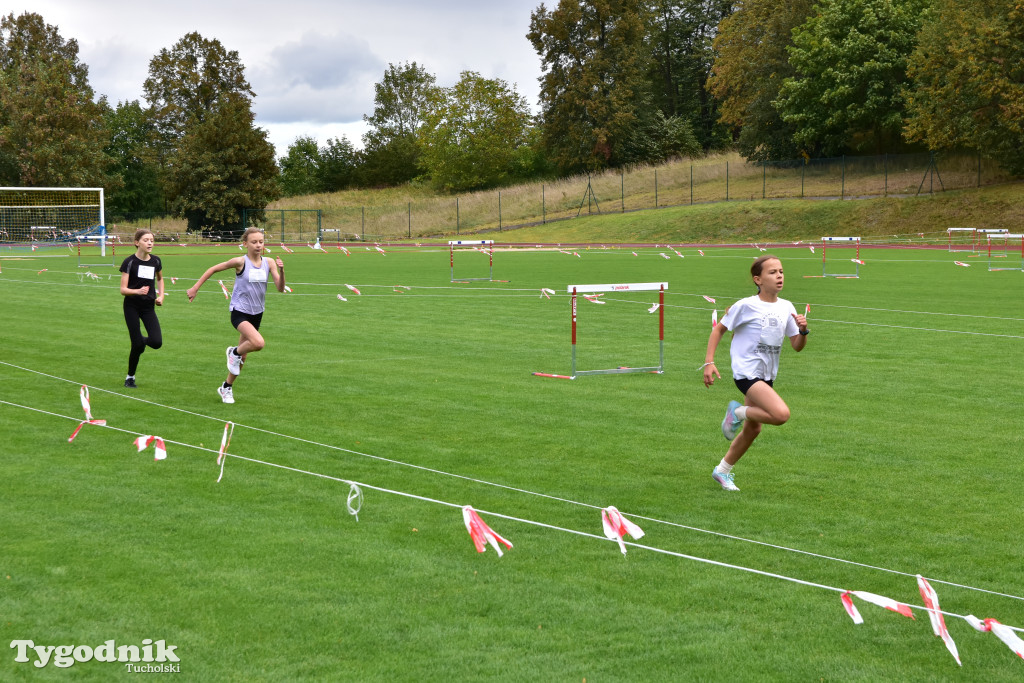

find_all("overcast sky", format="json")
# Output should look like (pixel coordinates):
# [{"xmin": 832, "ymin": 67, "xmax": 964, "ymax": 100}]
[{"xmin": 11, "ymin": 0, "xmax": 546, "ymax": 157}]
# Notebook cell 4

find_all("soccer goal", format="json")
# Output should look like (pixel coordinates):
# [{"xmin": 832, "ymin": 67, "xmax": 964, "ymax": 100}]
[
  {"xmin": 987, "ymin": 233, "xmax": 1024, "ymax": 272},
  {"xmin": 449, "ymin": 240, "xmax": 495, "ymax": 282},
  {"xmin": 947, "ymin": 228, "xmax": 976, "ymax": 253},
  {"xmin": 533, "ymin": 282, "xmax": 667, "ymax": 380},
  {"xmin": 0, "ymin": 187, "xmax": 108, "ymax": 264},
  {"xmin": 821, "ymin": 236, "xmax": 861, "ymax": 278}
]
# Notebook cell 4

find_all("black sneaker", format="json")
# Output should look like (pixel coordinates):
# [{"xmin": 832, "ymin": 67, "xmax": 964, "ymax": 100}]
[{"xmin": 124, "ymin": 377, "xmax": 137, "ymax": 388}]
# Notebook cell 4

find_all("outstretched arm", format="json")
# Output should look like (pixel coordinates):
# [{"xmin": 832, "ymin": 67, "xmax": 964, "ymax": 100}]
[{"xmin": 186, "ymin": 257, "xmax": 242, "ymax": 302}]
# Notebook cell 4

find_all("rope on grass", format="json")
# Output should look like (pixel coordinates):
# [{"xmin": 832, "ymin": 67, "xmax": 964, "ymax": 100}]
[
  {"xmin": 6, "ymin": 395, "xmax": 1024, "ymax": 666},
  {"xmin": 4, "ymin": 359, "xmax": 1024, "ymax": 609}
]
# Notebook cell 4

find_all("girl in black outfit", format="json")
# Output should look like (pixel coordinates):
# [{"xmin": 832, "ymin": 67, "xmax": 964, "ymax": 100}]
[{"xmin": 119, "ymin": 229, "xmax": 164, "ymax": 387}]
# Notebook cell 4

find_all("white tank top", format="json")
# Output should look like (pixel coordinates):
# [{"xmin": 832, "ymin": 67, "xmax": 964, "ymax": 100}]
[{"xmin": 229, "ymin": 257, "xmax": 270, "ymax": 314}]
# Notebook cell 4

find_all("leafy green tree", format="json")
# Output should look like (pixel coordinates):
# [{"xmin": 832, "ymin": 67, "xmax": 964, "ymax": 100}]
[
  {"xmin": 647, "ymin": 0, "xmax": 735, "ymax": 151},
  {"xmin": 528, "ymin": 0, "xmax": 655, "ymax": 173},
  {"xmin": 362, "ymin": 62, "xmax": 437, "ymax": 186},
  {"xmin": 318, "ymin": 136, "xmax": 358, "ymax": 192},
  {"xmin": 104, "ymin": 100, "xmax": 163, "ymax": 215},
  {"xmin": 776, "ymin": 0, "xmax": 927, "ymax": 156},
  {"xmin": 0, "ymin": 12, "xmax": 113, "ymax": 187},
  {"xmin": 905, "ymin": 0, "xmax": 1024, "ymax": 175},
  {"xmin": 143, "ymin": 32, "xmax": 252, "ymax": 153},
  {"xmin": 418, "ymin": 71, "xmax": 534, "ymax": 192},
  {"xmin": 165, "ymin": 94, "xmax": 279, "ymax": 237},
  {"xmin": 707, "ymin": 0, "xmax": 815, "ymax": 161},
  {"xmin": 279, "ymin": 135, "xmax": 322, "ymax": 197}
]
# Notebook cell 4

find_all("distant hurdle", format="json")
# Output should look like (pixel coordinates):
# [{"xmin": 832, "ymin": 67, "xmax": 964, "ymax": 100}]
[
  {"xmin": 821, "ymin": 236, "xmax": 861, "ymax": 278},
  {"xmin": 987, "ymin": 233, "xmax": 1024, "ymax": 271},
  {"xmin": 533, "ymin": 282, "xmax": 666, "ymax": 380},
  {"xmin": 947, "ymin": 228, "xmax": 975, "ymax": 252},
  {"xmin": 449, "ymin": 240, "xmax": 494, "ymax": 282}
]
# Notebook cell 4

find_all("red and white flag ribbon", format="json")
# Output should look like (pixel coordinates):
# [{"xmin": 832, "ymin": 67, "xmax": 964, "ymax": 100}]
[
  {"xmin": 462, "ymin": 506, "xmax": 513, "ymax": 557},
  {"xmin": 917, "ymin": 575, "xmax": 961, "ymax": 665},
  {"xmin": 170, "ymin": 277, "xmax": 178, "ymax": 284},
  {"xmin": 674, "ymin": 250, "xmax": 684, "ymax": 258},
  {"xmin": 965, "ymin": 616, "xmax": 1024, "ymax": 659},
  {"xmin": 702, "ymin": 295, "xmax": 716, "ymax": 303},
  {"xmin": 841, "ymin": 592, "xmax": 864, "ymax": 624},
  {"xmin": 69, "ymin": 386, "xmax": 106, "ymax": 442},
  {"xmin": 851, "ymin": 258, "xmax": 865, "ymax": 265},
  {"xmin": 632, "ymin": 251, "xmax": 638, "ymax": 256},
  {"xmin": 339, "ymin": 246, "xmax": 350, "ymax": 255},
  {"xmin": 809, "ymin": 246, "xmax": 815, "ymax": 254},
  {"xmin": 660, "ymin": 253, "xmax": 670, "ymax": 260},
  {"xmin": 805, "ymin": 303, "xmax": 811, "ymax": 317},
  {"xmin": 698, "ymin": 249, "xmax": 705, "ymax": 256},
  {"xmin": 337, "ymin": 294, "xmax": 347, "ymax": 302},
  {"xmin": 559, "ymin": 249, "xmax": 572, "ymax": 255},
  {"xmin": 216, "ymin": 421, "xmax": 234, "ymax": 482},
  {"xmin": 375, "ymin": 246, "xmax": 386, "ymax": 255},
  {"xmin": 284, "ymin": 285, "xmax": 293, "ymax": 293},
  {"xmin": 345, "ymin": 284, "xmax": 361, "ymax": 295},
  {"xmin": 601, "ymin": 506, "xmax": 645, "ymax": 555},
  {"xmin": 712, "ymin": 309, "xmax": 718, "ymax": 329},
  {"xmin": 37, "ymin": 268, "xmax": 47, "ymax": 274},
  {"xmin": 584, "ymin": 295, "xmax": 606, "ymax": 304},
  {"xmin": 263, "ymin": 246, "xmax": 271, "ymax": 253},
  {"xmin": 954, "ymin": 261, "xmax": 970, "ymax": 267},
  {"xmin": 648, "ymin": 303, "xmax": 660, "ymax": 313},
  {"xmin": 279, "ymin": 244, "xmax": 294, "ymax": 253},
  {"xmin": 218, "ymin": 280, "xmax": 230, "ymax": 299},
  {"xmin": 540, "ymin": 288, "xmax": 555, "ymax": 299},
  {"xmin": 31, "ymin": 245, "xmax": 38, "ymax": 251},
  {"xmin": 850, "ymin": 591, "xmax": 915, "ymax": 619},
  {"xmin": 573, "ymin": 251, "xmax": 581, "ymax": 258},
  {"xmin": 134, "ymin": 435, "xmax": 167, "ymax": 461}
]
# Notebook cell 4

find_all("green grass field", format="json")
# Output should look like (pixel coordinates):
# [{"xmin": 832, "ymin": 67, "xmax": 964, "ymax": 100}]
[{"xmin": 2, "ymin": 238, "xmax": 1023, "ymax": 680}]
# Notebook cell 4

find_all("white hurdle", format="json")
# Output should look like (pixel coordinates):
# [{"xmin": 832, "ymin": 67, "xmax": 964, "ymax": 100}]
[
  {"xmin": 987, "ymin": 233, "xmax": 1024, "ymax": 272},
  {"xmin": 821, "ymin": 236, "xmax": 861, "ymax": 278},
  {"xmin": 946, "ymin": 227, "xmax": 975, "ymax": 253},
  {"xmin": 534, "ymin": 282, "xmax": 667, "ymax": 379},
  {"xmin": 449, "ymin": 240, "xmax": 494, "ymax": 282}
]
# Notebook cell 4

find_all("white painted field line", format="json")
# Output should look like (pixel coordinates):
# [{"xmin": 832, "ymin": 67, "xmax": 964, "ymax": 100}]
[{"xmin": 4, "ymin": 359, "xmax": 1023, "ymax": 606}]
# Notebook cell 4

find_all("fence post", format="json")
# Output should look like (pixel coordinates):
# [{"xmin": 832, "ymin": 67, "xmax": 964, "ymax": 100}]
[
  {"xmin": 801, "ymin": 161, "xmax": 804, "ymax": 198},
  {"xmin": 621, "ymin": 170, "xmax": 625, "ymax": 212},
  {"xmin": 456, "ymin": 197, "xmax": 460, "ymax": 235},
  {"xmin": 498, "ymin": 191, "xmax": 502, "ymax": 231},
  {"xmin": 690, "ymin": 164, "xmax": 693, "ymax": 205},
  {"xmin": 726, "ymin": 161, "xmax": 729, "ymax": 201},
  {"xmin": 841, "ymin": 155, "xmax": 845, "ymax": 200},
  {"xmin": 408, "ymin": 202, "xmax": 411, "ymax": 238},
  {"xmin": 654, "ymin": 169, "xmax": 658, "ymax": 208},
  {"xmin": 762, "ymin": 162, "xmax": 766, "ymax": 200},
  {"xmin": 361, "ymin": 206, "xmax": 364, "ymax": 241},
  {"xmin": 542, "ymin": 184, "xmax": 546, "ymax": 224},
  {"xmin": 884, "ymin": 153, "xmax": 888, "ymax": 196},
  {"xmin": 977, "ymin": 152, "xmax": 981, "ymax": 188}
]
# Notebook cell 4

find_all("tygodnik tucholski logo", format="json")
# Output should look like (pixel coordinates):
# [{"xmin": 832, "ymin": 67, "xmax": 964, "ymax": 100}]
[{"xmin": 10, "ymin": 639, "xmax": 180, "ymax": 672}]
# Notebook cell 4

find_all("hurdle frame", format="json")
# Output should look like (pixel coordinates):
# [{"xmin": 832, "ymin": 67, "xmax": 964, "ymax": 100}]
[
  {"xmin": 821, "ymin": 236, "xmax": 861, "ymax": 278},
  {"xmin": 535, "ymin": 282, "xmax": 667, "ymax": 379},
  {"xmin": 449, "ymin": 240, "xmax": 494, "ymax": 282},
  {"xmin": 987, "ymin": 233, "xmax": 1024, "ymax": 271},
  {"xmin": 976, "ymin": 228, "xmax": 1008, "ymax": 254},
  {"xmin": 947, "ymin": 227, "xmax": 976, "ymax": 253}
]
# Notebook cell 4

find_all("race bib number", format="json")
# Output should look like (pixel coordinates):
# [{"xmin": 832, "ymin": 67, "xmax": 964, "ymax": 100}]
[
  {"xmin": 137, "ymin": 265, "xmax": 155, "ymax": 280},
  {"xmin": 247, "ymin": 266, "xmax": 268, "ymax": 283}
]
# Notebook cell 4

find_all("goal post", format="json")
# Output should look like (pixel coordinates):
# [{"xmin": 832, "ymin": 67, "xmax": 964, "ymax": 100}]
[
  {"xmin": 821, "ymin": 236, "xmax": 861, "ymax": 278},
  {"xmin": 0, "ymin": 187, "xmax": 108, "ymax": 264},
  {"xmin": 534, "ymin": 282, "xmax": 667, "ymax": 379},
  {"xmin": 449, "ymin": 240, "xmax": 494, "ymax": 282}
]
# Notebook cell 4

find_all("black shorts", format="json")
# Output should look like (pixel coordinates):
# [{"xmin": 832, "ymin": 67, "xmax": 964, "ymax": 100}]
[
  {"xmin": 230, "ymin": 309, "xmax": 263, "ymax": 331},
  {"xmin": 734, "ymin": 377, "xmax": 773, "ymax": 395}
]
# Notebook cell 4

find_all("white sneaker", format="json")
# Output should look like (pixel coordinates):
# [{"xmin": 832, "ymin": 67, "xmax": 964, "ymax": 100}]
[
  {"xmin": 218, "ymin": 384, "xmax": 235, "ymax": 404},
  {"xmin": 226, "ymin": 347, "xmax": 242, "ymax": 376},
  {"xmin": 712, "ymin": 468, "xmax": 740, "ymax": 491},
  {"xmin": 721, "ymin": 400, "xmax": 744, "ymax": 441}
]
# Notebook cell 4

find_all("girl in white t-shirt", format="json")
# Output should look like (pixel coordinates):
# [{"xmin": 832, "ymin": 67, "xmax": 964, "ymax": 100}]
[{"xmin": 701, "ymin": 255, "xmax": 809, "ymax": 491}]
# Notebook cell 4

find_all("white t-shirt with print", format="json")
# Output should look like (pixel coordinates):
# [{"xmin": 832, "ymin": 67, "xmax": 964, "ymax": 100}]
[{"xmin": 719, "ymin": 295, "xmax": 799, "ymax": 381}]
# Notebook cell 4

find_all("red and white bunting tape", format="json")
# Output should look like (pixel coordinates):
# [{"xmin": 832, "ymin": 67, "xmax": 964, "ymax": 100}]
[
  {"xmin": 648, "ymin": 303, "xmax": 660, "ymax": 314},
  {"xmin": 917, "ymin": 575, "xmax": 961, "ymax": 665},
  {"xmin": 263, "ymin": 246, "xmax": 272, "ymax": 253},
  {"xmin": 559, "ymin": 249, "xmax": 571, "ymax": 255},
  {"xmin": 573, "ymin": 252, "xmax": 581, "ymax": 258},
  {"xmin": 31, "ymin": 245, "xmax": 38, "ymax": 251},
  {"xmin": 375, "ymin": 246, "xmax": 386, "ymax": 255},
  {"xmin": 462, "ymin": 506, "xmax": 512, "ymax": 557},
  {"xmin": 79, "ymin": 385, "xmax": 95, "ymax": 420},
  {"xmin": 965, "ymin": 616, "xmax": 1024, "ymax": 659},
  {"xmin": 809, "ymin": 246, "xmax": 815, "ymax": 254},
  {"xmin": 698, "ymin": 249, "xmax": 705, "ymax": 256},
  {"xmin": 68, "ymin": 419, "xmax": 106, "ymax": 442},
  {"xmin": 337, "ymin": 294, "xmax": 347, "ymax": 302},
  {"xmin": 851, "ymin": 259, "xmax": 866, "ymax": 265},
  {"xmin": 805, "ymin": 303, "xmax": 811, "ymax": 317},
  {"xmin": 632, "ymin": 251, "xmax": 638, "ymax": 256},
  {"xmin": 841, "ymin": 592, "xmax": 864, "ymax": 624},
  {"xmin": 216, "ymin": 421, "xmax": 234, "ymax": 482},
  {"xmin": 170, "ymin": 277, "xmax": 178, "ymax": 284},
  {"xmin": 601, "ymin": 506, "xmax": 645, "ymax": 555},
  {"xmin": 660, "ymin": 253, "xmax": 670, "ymax": 260},
  {"xmin": 37, "ymin": 268, "xmax": 47, "ymax": 274},
  {"xmin": 584, "ymin": 295, "xmax": 606, "ymax": 304},
  {"xmin": 540, "ymin": 288, "xmax": 555, "ymax": 299},
  {"xmin": 954, "ymin": 261, "xmax": 970, "ymax": 267},
  {"xmin": 134, "ymin": 435, "xmax": 167, "ymax": 461},
  {"xmin": 347, "ymin": 483, "xmax": 363, "ymax": 520},
  {"xmin": 345, "ymin": 284, "xmax": 361, "ymax": 295},
  {"xmin": 850, "ymin": 591, "xmax": 915, "ymax": 619},
  {"xmin": 339, "ymin": 246, "xmax": 350, "ymax": 255},
  {"xmin": 703, "ymin": 295, "xmax": 716, "ymax": 303},
  {"xmin": 218, "ymin": 280, "xmax": 230, "ymax": 299},
  {"xmin": 284, "ymin": 285, "xmax": 293, "ymax": 293},
  {"xmin": 280, "ymin": 244, "xmax": 294, "ymax": 253},
  {"xmin": 674, "ymin": 250, "xmax": 684, "ymax": 258},
  {"xmin": 712, "ymin": 309, "xmax": 718, "ymax": 329}
]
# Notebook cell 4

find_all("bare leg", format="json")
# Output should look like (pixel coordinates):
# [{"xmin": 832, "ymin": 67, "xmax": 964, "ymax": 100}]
[
  {"xmin": 722, "ymin": 381, "xmax": 790, "ymax": 466},
  {"xmin": 226, "ymin": 322, "xmax": 265, "ymax": 387}
]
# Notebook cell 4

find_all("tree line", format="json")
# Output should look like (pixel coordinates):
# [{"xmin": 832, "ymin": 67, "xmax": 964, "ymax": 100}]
[{"xmin": 1, "ymin": 2, "xmax": 1020, "ymax": 236}]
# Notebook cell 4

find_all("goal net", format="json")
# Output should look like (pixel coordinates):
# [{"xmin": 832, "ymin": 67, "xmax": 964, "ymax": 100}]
[{"xmin": 0, "ymin": 187, "xmax": 105, "ymax": 242}]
